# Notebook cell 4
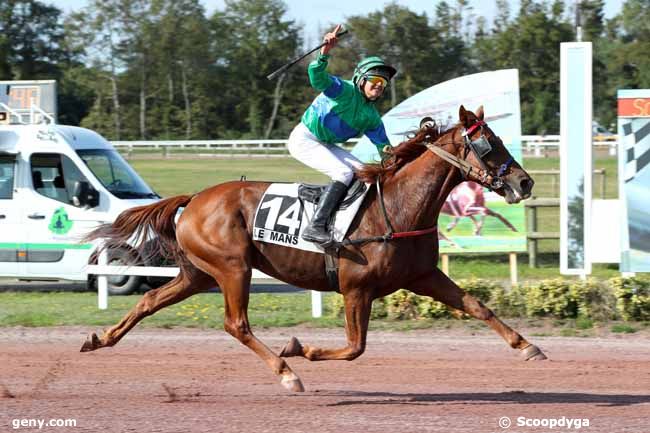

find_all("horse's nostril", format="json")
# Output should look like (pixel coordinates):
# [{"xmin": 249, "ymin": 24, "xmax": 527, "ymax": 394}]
[{"xmin": 520, "ymin": 178, "xmax": 534, "ymax": 194}]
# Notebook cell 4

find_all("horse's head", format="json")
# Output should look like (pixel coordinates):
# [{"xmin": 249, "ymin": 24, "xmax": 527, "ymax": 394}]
[{"xmin": 454, "ymin": 105, "xmax": 534, "ymax": 204}]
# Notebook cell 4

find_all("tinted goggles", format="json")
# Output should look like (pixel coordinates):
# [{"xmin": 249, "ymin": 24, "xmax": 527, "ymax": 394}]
[{"xmin": 364, "ymin": 74, "xmax": 388, "ymax": 88}]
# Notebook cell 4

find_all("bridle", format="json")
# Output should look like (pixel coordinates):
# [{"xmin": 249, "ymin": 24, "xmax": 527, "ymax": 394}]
[
  {"xmin": 422, "ymin": 120, "xmax": 514, "ymax": 192},
  {"xmin": 327, "ymin": 119, "xmax": 516, "ymax": 252}
]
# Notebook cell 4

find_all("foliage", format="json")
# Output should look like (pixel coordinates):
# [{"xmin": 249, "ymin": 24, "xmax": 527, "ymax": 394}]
[
  {"xmin": 330, "ymin": 277, "xmax": 632, "ymax": 322},
  {"xmin": 0, "ymin": 0, "xmax": 643, "ymax": 138},
  {"xmin": 610, "ymin": 276, "xmax": 650, "ymax": 321},
  {"xmin": 329, "ymin": 279, "xmax": 498, "ymax": 320},
  {"xmin": 0, "ymin": 291, "xmax": 341, "ymax": 328},
  {"xmin": 0, "ymin": 0, "xmax": 71, "ymax": 80},
  {"xmin": 507, "ymin": 278, "xmax": 616, "ymax": 320}
]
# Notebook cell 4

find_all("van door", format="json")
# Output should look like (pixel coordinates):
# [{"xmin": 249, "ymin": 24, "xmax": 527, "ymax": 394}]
[
  {"xmin": 0, "ymin": 153, "xmax": 24, "ymax": 277},
  {"xmin": 23, "ymin": 152, "xmax": 101, "ymax": 280}
]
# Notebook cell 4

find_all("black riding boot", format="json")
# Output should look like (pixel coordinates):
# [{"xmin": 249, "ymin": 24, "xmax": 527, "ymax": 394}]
[{"xmin": 301, "ymin": 180, "xmax": 349, "ymax": 244}]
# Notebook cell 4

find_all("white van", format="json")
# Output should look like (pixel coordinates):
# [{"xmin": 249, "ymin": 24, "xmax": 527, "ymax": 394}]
[{"xmin": 0, "ymin": 111, "xmax": 163, "ymax": 294}]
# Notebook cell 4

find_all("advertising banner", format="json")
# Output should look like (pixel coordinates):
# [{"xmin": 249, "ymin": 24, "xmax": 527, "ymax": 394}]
[{"xmin": 618, "ymin": 89, "xmax": 650, "ymax": 272}]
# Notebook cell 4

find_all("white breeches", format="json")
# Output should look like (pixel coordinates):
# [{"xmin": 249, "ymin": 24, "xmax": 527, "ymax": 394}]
[{"xmin": 287, "ymin": 123, "xmax": 363, "ymax": 186}]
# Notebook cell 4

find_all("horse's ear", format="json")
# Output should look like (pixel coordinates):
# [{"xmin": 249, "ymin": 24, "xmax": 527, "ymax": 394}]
[
  {"xmin": 476, "ymin": 105, "xmax": 484, "ymax": 121},
  {"xmin": 459, "ymin": 105, "xmax": 469, "ymax": 127}
]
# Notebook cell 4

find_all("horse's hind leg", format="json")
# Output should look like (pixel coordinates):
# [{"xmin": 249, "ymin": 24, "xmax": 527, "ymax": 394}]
[
  {"xmin": 406, "ymin": 269, "xmax": 547, "ymax": 361},
  {"xmin": 80, "ymin": 268, "xmax": 213, "ymax": 352},
  {"xmin": 280, "ymin": 289, "xmax": 372, "ymax": 362}
]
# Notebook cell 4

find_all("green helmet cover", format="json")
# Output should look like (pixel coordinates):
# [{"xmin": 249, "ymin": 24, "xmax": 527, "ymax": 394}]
[{"xmin": 352, "ymin": 56, "xmax": 397, "ymax": 84}]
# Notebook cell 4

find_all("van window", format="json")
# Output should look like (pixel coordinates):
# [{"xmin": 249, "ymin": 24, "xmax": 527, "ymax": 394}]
[
  {"xmin": 77, "ymin": 149, "xmax": 157, "ymax": 199},
  {"xmin": 30, "ymin": 153, "xmax": 89, "ymax": 206},
  {"xmin": 0, "ymin": 155, "xmax": 15, "ymax": 199}
]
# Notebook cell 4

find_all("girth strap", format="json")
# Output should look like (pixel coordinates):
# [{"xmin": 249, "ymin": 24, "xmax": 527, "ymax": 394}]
[
  {"xmin": 322, "ymin": 174, "xmax": 437, "ymax": 291},
  {"xmin": 323, "ymin": 246, "xmax": 340, "ymax": 292}
]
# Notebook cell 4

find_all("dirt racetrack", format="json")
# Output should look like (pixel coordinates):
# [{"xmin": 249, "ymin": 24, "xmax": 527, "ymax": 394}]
[{"xmin": 1, "ymin": 326, "xmax": 649, "ymax": 433}]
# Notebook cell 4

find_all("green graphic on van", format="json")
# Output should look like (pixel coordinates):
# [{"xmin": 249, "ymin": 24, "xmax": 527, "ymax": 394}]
[{"xmin": 48, "ymin": 207, "xmax": 73, "ymax": 235}]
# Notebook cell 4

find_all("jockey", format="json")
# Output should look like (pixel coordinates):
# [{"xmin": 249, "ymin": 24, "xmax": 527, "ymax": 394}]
[{"xmin": 288, "ymin": 24, "xmax": 397, "ymax": 245}]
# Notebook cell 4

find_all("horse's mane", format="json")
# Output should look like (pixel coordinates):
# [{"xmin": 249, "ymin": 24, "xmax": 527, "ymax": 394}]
[{"xmin": 356, "ymin": 122, "xmax": 455, "ymax": 183}]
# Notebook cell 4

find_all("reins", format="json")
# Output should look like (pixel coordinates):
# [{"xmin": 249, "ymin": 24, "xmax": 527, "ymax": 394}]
[
  {"xmin": 339, "ymin": 176, "xmax": 437, "ymax": 247},
  {"xmin": 336, "ymin": 120, "xmax": 513, "ymax": 249}
]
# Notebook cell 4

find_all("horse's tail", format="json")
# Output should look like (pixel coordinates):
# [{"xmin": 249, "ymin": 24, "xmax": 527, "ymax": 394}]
[{"xmin": 83, "ymin": 195, "xmax": 194, "ymax": 265}]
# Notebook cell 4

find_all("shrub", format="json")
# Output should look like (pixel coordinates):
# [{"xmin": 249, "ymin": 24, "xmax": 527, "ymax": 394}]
[
  {"xmin": 416, "ymin": 296, "xmax": 451, "ymax": 319},
  {"xmin": 610, "ymin": 277, "xmax": 650, "ymax": 321},
  {"xmin": 457, "ymin": 278, "xmax": 497, "ymax": 304},
  {"xmin": 329, "ymin": 293, "xmax": 345, "ymax": 318},
  {"xmin": 328, "ymin": 293, "xmax": 396, "ymax": 319},
  {"xmin": 327, "ymin": 277, "xmax": 646, "ymax": 322},
  {"xmin": 570, "ymin": 279, "xmax": 616, "ymax": 321},
  {"xmin": 329, "ymin": 279, "xmax": 499, "ymax": 321},
  {"xmin": 384, "ymin": 289, "xmax": 420, "ymax": 319},
  {"xmin": 524, "ymin": 278, "xmax": 577, "ymax": 318},
  {"xmin": 490, "ymin": 285, "xmax": 526, "ymax": 317}
]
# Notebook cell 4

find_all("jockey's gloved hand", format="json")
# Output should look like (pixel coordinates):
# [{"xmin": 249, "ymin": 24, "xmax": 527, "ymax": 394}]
[{"xmin": 379, "ymin": 145, "xmax": 392, "ymax": 166}]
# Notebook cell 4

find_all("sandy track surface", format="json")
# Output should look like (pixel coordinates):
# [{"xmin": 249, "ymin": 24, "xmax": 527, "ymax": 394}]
[{"xmin": 1, "ymin": 326, "xmax": 649, "ymax": 433}]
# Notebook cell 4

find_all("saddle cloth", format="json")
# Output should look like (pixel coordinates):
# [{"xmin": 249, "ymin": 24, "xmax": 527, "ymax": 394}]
[{"xmin": 252, "ymin": 180, "xmax": 370, "ymax": 253}]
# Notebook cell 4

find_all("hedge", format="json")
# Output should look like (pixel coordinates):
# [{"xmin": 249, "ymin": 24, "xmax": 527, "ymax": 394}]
[{"xmin": 329, "ymin": 276, "xmax": 650, "ymax": 321}]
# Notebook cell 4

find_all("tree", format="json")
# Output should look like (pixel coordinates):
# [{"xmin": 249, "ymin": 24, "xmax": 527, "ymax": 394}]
[
  {"xmin": 474, "ymin": 1, "xmax": 573, "ymax": 133},
  {"xmin": 0, "ymin": 0, "xmax": 69, "ymax": 80},
  {"xmin": 67, "ymin": 0, "xmax": 126, "ymax": 139},
  {"xmin": 209, "ymin": 0, "xmax": 301, "ymax": 138}
]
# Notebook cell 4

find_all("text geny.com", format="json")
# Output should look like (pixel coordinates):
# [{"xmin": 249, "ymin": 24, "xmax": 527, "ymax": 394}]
[{"xmin": 12, "ymin": 418, "xmax": 77, "ymax": 430}]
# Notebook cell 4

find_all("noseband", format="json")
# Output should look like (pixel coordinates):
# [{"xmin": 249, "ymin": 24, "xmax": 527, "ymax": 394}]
[{"xmin": 422, "ymin": 120, "xmax": 514, "ymax": 192}]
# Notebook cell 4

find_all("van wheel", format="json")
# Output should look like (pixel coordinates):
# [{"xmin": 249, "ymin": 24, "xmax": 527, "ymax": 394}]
[{"xmin": 88, "ymin": 247, "xmax": 143, "ymax": 296}]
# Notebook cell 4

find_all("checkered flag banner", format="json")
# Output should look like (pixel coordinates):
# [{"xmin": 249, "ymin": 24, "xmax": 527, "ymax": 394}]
[{"xmin": 621, "ymin": 118, "xmax": 650, "ymax": 182}]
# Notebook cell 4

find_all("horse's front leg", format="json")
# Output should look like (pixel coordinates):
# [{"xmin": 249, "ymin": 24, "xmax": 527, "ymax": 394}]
[
  {"xmin": 280, "ymin": 290, "xmax": 371, "ymax": 361},
  {"xmin": 406, "ymin": 269, "xmax": 547, "ymax": 361}
]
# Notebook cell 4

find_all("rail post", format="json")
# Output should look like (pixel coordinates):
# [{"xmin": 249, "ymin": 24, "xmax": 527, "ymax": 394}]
[
  {"xmin": 98, "ymin": 248, "xmax": 108, "ymax": 310},
  {"xmin": 441, "ymin": 254, "xmax": 449, "ymax": 275}
]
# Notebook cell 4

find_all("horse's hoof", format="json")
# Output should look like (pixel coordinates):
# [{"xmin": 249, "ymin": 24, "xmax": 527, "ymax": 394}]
[
  {"xmin": 280, "ymin": 337, "xmax": 303, "ymax": 358},
  {"xmin": 80, "ymin": 333, "xmax": 101, "ymax": 352},
  {"xmin": 280, "ymin": 373, "xmax": 305, "ymax": 392},
  {"xmin": 521, "ymin": 344, "xmax": 548, "ymax": 361}
]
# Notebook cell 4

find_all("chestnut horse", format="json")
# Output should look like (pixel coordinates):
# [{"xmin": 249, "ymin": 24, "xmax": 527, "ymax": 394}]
[{"xmin": 81, "ymin": 106, "xmax": 546, "ymax": 392}]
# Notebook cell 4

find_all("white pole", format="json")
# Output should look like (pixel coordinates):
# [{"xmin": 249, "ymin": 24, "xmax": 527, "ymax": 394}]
[
  {"xmin": 98, "ymin": 248, "xmax": 108, "ymax": 310},
  {"xmin": 311, "ymin": 290, "xmax": 322, "ymax": 318}
]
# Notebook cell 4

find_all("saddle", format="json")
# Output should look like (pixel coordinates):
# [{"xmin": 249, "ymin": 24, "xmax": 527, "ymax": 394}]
[{"xmin": 297, "ymin": 178, "xmax": 367, "ymax": 211}]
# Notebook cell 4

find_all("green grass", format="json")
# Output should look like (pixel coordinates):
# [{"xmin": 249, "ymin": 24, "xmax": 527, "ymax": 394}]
[
  {"xmin": 1, "ymin": 292, "xmax": 646, "ymax": 334},
  {"xmin": 126, "ymin": 155, "xmax": 619, "ymax": 198},
  {"xmin": 611, "ymin": 324, "xmax": 637, "ymax": 334},
  {"xmin": 123, "ymin": 155, "xmax": 623, "ymax": 281},
  {"xmin": 128, "ymin": 157, "xmax": 329, "ymax": 196},
  {"xmin": 0, "ymin": 291, "xmax": 341, "ymax": 328}
]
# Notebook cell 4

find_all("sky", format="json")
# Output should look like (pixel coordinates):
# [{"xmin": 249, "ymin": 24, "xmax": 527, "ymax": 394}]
[{"xmin": 52, "ymin": 0, "xmax": 625, "ymax": 46}]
